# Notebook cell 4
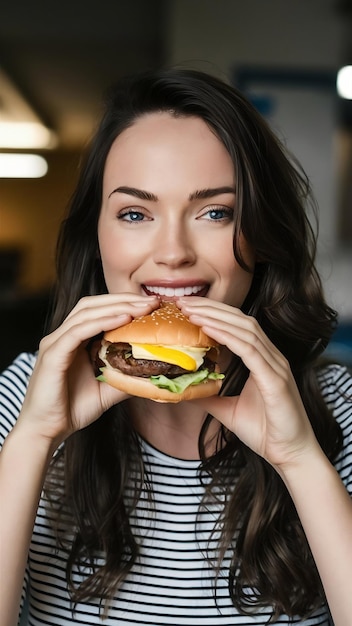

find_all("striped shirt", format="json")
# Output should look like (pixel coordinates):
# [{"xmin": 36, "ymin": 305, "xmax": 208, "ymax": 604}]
[{"xmin": 1, "ymin": 353, "xmax": 351, "ymax": 626}]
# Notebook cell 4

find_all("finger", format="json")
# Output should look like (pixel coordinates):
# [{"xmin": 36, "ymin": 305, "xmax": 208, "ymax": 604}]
[
  {"xmin": 179, "ymin": 298, "xmax": 264, "ymax": 337},
  {"xmin": 68, "ymin": 347, "xmax": 130, "ymax": 411},
  {"xmin": 98, "ymin": 382, "xmax": 131, "ymax": 412},
  {"xmin": 50, "ymin": 311, "xmax": 133, "ymax": 351},
  {"xmin": 67, "ymin": 292, "xmax": 158, "ymax": 311},
  {"xmin": 65, "ymin": 293, "xmax": 159, "ymax": 324},
  {"xmin": 43, "ymin": 296, "xmax": 159, "ymax": 349},
  {"xmin": 39, "ymin": 312, "xmax": 132, "ymax": 357},
  {"xmin": 183, "ymin": 314, "xmax": 291, "ymax": 405},
  {"xmin": 192, "ymin": 394, "xmax": 239, "ymax": 427},
  {"xmin": 187, "ymin": 310, "xmax": 287, "ymax": 377},
  {"xmin": 36, "ymin": 297, "xmax": 161, "ymax": 400},
  {"xmin": 179, "ymin": 298, "xmax": 286, "ymax": 362},
  {"xmin": 178, "ymin": 297, "xmax": 242, "ymax": 321}
]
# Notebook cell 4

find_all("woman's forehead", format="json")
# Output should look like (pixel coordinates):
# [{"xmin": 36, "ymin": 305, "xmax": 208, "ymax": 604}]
[{"xmin": 103, "ymin": 112, "xmax": 235, "ymax": 191}]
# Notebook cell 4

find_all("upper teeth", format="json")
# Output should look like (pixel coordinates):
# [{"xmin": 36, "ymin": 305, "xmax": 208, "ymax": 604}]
[{"xmin": 145, "ymin": 285, "xmax": 204, "ymax": 297}]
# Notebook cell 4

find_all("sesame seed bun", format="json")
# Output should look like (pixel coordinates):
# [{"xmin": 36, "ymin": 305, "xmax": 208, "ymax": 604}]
[{"xmin": 104, "ymin": 301, "xmax": 218, "ymax": 347}]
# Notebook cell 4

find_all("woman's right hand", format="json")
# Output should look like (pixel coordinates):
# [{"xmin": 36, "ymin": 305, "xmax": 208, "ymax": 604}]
[{"xmin": 16, "ymin": 294, "xmax": 159, "ymax": 447}]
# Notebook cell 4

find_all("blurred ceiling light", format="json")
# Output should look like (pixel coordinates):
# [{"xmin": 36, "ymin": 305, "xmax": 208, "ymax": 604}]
[
  {"xmin": 0, "ymin": 121, "xmax": 57, "ymax": 149},
  {"xmin": 337, "ymin": 65, "xmax": 352, "ymax": 99},
  {"xmin": 0, "ymin": 153, "xmax": 48, "ymax": 178},
  {"xmin": 0, "ymin": 68, "xmax": 58, "ymax": 149}
]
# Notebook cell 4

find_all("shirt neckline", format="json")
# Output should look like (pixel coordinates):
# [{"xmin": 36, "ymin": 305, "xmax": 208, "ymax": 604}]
[{"xmin": 138, "ymin": 435, "xmax": 201, "ymax": 469}]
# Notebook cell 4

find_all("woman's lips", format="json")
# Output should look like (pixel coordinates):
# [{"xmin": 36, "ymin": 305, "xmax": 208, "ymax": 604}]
[{"xmin": 142, "ymin": 284, "xmax": 209, "ymax": 298}]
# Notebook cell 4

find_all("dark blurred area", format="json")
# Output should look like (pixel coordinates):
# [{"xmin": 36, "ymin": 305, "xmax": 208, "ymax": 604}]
[
  {"xmin": 0, "ymin": 248, "xmax": 51, "ymax": 370},
  {"xmin": 0, "ymin": 291, "xmax": 50, "ymax": 371}
]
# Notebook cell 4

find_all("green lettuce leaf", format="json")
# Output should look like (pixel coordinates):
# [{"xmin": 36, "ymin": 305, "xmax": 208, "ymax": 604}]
[{"xmin": 149, "ymin": 369, "xmax": 224, "ymax": 394}]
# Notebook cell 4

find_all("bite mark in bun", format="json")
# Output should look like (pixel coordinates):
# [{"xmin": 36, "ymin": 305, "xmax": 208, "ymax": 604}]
[{"xmin": 97, "ymin": 301, "xmax": 224, "ymax": 402}]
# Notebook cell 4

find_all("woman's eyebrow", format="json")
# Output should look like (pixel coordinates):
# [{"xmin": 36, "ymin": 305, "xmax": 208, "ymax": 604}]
[
  {"xmin": 189, "ymin": 186, "xmax": 236, "ymax": 201},
  {"xmin": 108, "ymin": 185, "xmax": 236, "ymax": 201},
  {"xmin": 108, "ymin": 186, "xmax": 158, "ymax": 201}
]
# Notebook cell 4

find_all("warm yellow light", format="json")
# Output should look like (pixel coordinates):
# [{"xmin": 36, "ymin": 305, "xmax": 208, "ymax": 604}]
[
  {"xmin": 0, "ymin": 122, "xmax": 57, "ymax": 149},
  {"xmin": 0, "ymin": 154, "xmax": 48, "ymax": 178},
  {"xmin": 337, "ymin": 66, "xmax": 352, "ymax": 99}
]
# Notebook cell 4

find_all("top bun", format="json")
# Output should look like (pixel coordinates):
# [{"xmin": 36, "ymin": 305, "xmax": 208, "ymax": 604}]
[{"xmin": 104, "ymin": 301, "xmax": 217, "ymax": 347}]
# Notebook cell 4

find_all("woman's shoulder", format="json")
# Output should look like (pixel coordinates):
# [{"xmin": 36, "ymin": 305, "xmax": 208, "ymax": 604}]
[
  {"xmin": 0, "ymin": 352, "xmax": 37, "ymax": 390},
  {"xmin": 317, "ymin": 363, "xmax": 352, "ymax": 489},
  {"xmin": 0, "ymin": 352, "xmax": 37, "ymax": 443},
  {"xmin": 317, "ymin": 363, "xmax": 352, "ymax": 416}
]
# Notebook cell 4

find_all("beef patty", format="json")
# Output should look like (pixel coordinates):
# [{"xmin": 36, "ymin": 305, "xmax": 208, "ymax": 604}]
[{"xmin": 104, "ymin": 342, "xmax": 215, "ymax": 378}]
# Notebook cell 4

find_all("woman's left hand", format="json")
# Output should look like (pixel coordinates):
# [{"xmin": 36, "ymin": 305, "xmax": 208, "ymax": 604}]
[
  {"xmin": 178, "ymin": 297, "xmax": 320, "ymax": 471},
  {"xmin": 178, "ymin": 297, "xmax": 352, "ymax": 625}
]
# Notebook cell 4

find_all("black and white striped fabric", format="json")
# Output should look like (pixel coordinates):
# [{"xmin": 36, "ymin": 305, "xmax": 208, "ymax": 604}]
[{"xmin": 1, "ymin": 353, "xmax": 351, "ymax": 626}]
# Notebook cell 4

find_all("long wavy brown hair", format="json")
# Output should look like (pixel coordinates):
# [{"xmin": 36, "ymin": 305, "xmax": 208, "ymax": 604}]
[{"xmin": 45, "ymin": 68, "xmax": 342, "ymax": 620}]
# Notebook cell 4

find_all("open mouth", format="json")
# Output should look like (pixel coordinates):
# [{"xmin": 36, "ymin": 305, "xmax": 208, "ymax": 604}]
[{"xmin": 142, "ymin": 284, "xmax": 209, "ymax": 298}]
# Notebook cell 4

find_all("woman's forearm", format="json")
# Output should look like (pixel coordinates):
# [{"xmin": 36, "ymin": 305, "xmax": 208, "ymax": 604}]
[
  {"xmin": 0, "ymin": 423, "xmax": 56, "ymax": 626},
  {"xmin": 280, "ymin": 447, "xmax": 352, "ymax": 626}
]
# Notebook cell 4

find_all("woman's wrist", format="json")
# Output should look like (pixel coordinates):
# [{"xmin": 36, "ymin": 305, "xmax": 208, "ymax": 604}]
[
  {"xmin": 9, "ymin": 415, "xmax": 64, "ymax": 461},
  {"xmin": 274, "ymin": 439, "xmax": 329, "ymax": 490}
]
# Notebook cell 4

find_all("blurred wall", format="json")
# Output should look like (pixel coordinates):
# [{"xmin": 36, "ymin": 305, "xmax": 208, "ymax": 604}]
[
  {"xmin": 0, "ymin": 151, "xmax": 81, "ymax": 369},
  {"xmin": 167, "ymin": 0, "xmax": 341, "ymax": 68},
  {"xmin": 0, "ymin": 150, "xmax": 80, "ymax": 292}
]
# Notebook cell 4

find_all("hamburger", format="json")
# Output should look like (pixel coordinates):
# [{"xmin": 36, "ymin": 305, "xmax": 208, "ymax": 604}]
[{"xmin": 97, "ymin": 301, "xmax": 224, "ymax": 402}]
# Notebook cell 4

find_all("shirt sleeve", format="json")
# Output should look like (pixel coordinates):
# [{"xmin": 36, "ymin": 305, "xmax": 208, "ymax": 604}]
[
  {"xmin": 0, "ymin": 353, "xmax": 36, "ymax": 624},
  {"xmin": 0, "ymin": 352, "xmax": 37, "ymax": 449},
  {"xmin": 318, "ymin": 364, "xmax": 352, "ymax": 496}
]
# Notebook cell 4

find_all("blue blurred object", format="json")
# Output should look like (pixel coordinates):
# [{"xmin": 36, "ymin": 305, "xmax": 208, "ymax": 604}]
[{"xmin": 323, "ymin": 321, "xmax": 352, "ymax": 367}]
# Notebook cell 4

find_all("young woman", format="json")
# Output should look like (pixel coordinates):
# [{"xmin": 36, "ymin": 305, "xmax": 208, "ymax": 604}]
[{"xmin": 0, "ymin": 69, "xmax": 351, "ymax": 626}]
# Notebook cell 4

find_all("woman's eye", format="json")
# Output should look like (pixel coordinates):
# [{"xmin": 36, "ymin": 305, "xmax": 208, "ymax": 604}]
[
  {"xmin": 203, "ymin": 206, "xmax": 234, "ymax": 221},
  {"xmin": 118, "ymin": 209, "xmax": 146, "ymax": 222}
]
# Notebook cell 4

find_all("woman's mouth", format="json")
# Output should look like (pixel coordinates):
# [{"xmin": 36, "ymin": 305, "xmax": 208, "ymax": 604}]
[{"xmin": 142, "ymin": 284, "xmax": 209, "ymax": 298}]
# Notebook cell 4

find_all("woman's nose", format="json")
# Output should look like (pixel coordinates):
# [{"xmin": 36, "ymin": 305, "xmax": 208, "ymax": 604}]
[{"xmin": 152, "ymin": 223, "xmax": 196, "ymax": 268}]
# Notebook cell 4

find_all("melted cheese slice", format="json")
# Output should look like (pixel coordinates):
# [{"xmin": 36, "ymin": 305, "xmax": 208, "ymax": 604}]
[{"xmin": 131, "ymin": 343, "xmax": 207, "ymax": 371}]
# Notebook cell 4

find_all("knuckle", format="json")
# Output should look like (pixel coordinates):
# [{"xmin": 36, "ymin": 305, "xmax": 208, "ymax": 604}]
[
  {"xmin": 245, "ymin": 338, "xmax": 259, "ymax": 359},
  {"xmin": 38, "ymin": 334, "xmax": 51, "ymax": 352},
  {"xmin": 246, "ymin": 315, "xmax": 259, "ymax": 330},
  {"xmin": 78, "ymin": 295, "xmax": 91, "ymax": 307},
  {"xmin": 71, "ymin": 296, "xmax": 89, "ymax": 314}
]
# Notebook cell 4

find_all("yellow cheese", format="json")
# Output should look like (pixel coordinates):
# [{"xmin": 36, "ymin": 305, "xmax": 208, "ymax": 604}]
[{"xmin": 131, "ymin": 343, "xmax": 206, "ymax": 371}]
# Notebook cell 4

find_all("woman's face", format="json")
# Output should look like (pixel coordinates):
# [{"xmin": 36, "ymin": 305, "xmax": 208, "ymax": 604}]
[{"xmin": 98, "ymin": 112, "xmax": 254, "ymax": 307}]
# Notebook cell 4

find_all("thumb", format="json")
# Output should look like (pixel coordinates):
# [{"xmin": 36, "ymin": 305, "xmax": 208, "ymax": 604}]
[
  {"xmin": 192, "ymin": 394, "xmax": 238, "ymax": 430},
  {"xmin": 98, "ymin": 380, "xmax": 131, "ymax": 411}
]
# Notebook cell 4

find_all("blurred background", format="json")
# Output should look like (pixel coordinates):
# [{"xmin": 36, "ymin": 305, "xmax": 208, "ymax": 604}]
[{"xmin": 1, "ymin": 0, "xmax": 351, "ymax": 371}]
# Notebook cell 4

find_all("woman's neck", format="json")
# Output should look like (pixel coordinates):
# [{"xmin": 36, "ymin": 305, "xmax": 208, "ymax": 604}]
[{"xmin": 128, "ymin": 398, "xmax": 220, "ymax": 460}]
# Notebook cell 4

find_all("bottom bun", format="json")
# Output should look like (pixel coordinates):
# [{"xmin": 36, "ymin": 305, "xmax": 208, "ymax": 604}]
[{"xmin": 101, "ymin": 367, "xmax": 223, "ymax": 403}]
